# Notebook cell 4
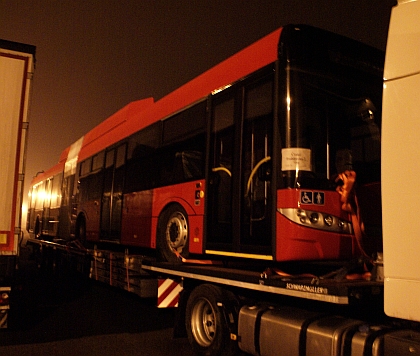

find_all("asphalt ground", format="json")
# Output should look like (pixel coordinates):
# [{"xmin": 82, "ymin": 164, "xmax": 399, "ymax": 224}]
[{"xmin": 0, "ymin": 245, "xmax": 195, "ymax": 356}]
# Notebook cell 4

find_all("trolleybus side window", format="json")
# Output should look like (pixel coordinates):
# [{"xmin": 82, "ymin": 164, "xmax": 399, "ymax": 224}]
[
  {"xmin": 50, "ymin": 173, "xmax": 63, "ymax": 209},
  {"xmin": 125, "ymin": 122, "xmax": 161, "ymax": 192},
  {"xmin": 159, "ymin": 101, "xmax": 206, "ymax": 186},
  {"xmin": 124, "ymin": 101, "xmax": 206, "ymax": 193}
]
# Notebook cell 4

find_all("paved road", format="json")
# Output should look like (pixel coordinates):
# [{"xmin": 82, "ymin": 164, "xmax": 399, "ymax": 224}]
[
  {"xmin": 0, "ymin": 246, "xmax": 195, "ymax": 356},
  {"xmin": 0, "ymin": 331, "xmax": 194, "ymax": 356}
]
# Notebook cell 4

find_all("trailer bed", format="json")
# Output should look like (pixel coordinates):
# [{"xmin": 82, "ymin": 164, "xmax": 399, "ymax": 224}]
[
  {"xmin": 142, "ymin": 259, "xmax": 383, "ymax": 305},
  {"xmin": 27, "ymin": 238, "xmax": 383, "ymax": 306}
]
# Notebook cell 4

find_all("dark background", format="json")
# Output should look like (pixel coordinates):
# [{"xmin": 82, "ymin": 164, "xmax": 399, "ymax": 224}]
[
  {"xmin": 0, "ymin": 3, "xmax": 398, "ymax": 352},
  {"xmin": 0, "ymin": 0, "xmax": 395, "ymax": 212},
  {"xmin": 0, "ymin": 247, "xmax": 196, "ymax": 355}
]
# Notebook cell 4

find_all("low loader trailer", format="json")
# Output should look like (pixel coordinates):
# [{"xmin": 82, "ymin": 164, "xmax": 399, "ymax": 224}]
[
  {"xmin": 24, "ymin": 0, "xmax": 420, "ymax": 354},
  {"xmin": 27, "ymin": 237, "xmax": 417, "ymax": 356}
]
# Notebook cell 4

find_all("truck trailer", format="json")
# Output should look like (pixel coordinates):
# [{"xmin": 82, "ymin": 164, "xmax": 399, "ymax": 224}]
[
  {"xmin": 0, "ymin": 39, "xmax": 35, "ymax": 328},
  {"xmin": 26, "ymin": 0, "xmax": 420, "ymax": 354}
]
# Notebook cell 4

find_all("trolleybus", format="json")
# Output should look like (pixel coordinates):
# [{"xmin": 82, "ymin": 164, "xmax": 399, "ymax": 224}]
[{"xmin": 27, "ymin": 24, "xmax": 384, "ymax": 263}]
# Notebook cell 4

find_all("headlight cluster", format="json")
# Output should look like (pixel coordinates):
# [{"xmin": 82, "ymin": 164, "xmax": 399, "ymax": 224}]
[
  {"xmin": 278, "ymin": 208, "xmax": 352, "ymax": 234},
  {"xmin": 0, "ymin": 292, "xmax": 9, "ymax": 306}
]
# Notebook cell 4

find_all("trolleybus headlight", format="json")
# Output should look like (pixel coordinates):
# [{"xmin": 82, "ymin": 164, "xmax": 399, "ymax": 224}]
[
  {"xmin": 324, "ymin": 215, "xmax": 333, "ymax": 226},
  {"xmin": 296, "ymin": 209, "xmax": 306, "ymax": 223},
  {"xmin": 296, "ymin": 209, "xmax": 304, "ymax": 217},
  {"xmin": 0, "ymin": 292, "xmax": 9, "ymax": 305},
  {"xmin": 309, "ymin": 213, "xmax": 319, "ymax": 224},
  {"xmin": 278, "ymin": 208, "xmax": 352, "ymax": 234}
]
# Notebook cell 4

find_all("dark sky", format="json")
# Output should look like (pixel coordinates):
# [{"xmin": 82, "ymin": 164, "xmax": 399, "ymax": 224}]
[{"xmin": 0, "ymin": 0, "xmax": 395, "ymax": 198}]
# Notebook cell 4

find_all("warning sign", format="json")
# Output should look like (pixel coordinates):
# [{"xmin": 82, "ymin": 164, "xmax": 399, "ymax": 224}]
[
  {"xmin": 300, "ymin": 191, "xmax": 324, "ymax": 205},
  {"xmin": 314, "ymin": 191, "xmax": 325, "ymax": 205},
  {"xmin": 300, "ymin": 191, "xmax": 313, "ymax": 204}
]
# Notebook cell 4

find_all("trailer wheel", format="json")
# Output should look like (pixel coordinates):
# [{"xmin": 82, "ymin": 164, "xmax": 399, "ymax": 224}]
[
  {"xmin": 186, "ymin": 284, "xmax": 237, "ymax": 356},
  {"xmin": 157, "ymin": 204, "xmax": 189, "ymax": 262}
]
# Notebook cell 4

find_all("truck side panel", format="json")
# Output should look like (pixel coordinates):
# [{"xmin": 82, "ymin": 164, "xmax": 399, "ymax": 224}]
[
  {"xmin": 0, "ymin": 39, "xmax": 35, "ymax": 329},
  {"xmin": 382, "ymin": 0, "xmax": 420, "ymax": 322},
  {"xmin": 0, "ymin": 45, "xmax": 34, "ymax": 255}
]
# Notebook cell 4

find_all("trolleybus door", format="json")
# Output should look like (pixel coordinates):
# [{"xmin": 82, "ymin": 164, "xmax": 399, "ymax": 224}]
[
  {"xmin": 207, "ymin": 96, "xmax": 235, "ymax": 250},
  {"xmin": 240, "ymin": 78, "xmax": 273, "ymax": 254},
  {"xmin": 207, "ymin": 76, "xmax": 274, "ymax": 256},
  {"xmin": 241, "ymin": 113, "xmax": 272, "ymax": 253},
  {"xmin": 100, "ymin": 144, "xmax": 126, "ymax": 241}
]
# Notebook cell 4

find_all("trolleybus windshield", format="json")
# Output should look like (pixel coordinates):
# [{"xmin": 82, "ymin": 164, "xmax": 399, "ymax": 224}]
[{"xmin": 280, "ymin": 68, "xmax": 382, "ymax": 190}]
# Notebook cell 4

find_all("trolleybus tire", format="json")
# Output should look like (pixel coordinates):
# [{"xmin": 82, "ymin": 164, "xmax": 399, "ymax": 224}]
[
  {"xmin": 34, "ymin": 216, "xmax": 41, "ymax": 239},
  {"xmin": 186, "ymin": 284, "xmax": 238, "ymax": 356},
  {"xmin": 157, "ymin": 204, "xmax": 189, "ymax": 262},
  {"xmin": 75, "ymin": 214, "xmax": 87, "ymax": 244}
]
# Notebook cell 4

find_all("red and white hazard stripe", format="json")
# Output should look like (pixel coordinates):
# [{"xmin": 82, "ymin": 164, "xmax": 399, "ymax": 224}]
[
  {"xmin": 0, "ymin": 310, "xmax": 8, "ymax": 329},
  {"xmin": 157, "ymin": 279, "xmax": 183, "ymax": 308}
]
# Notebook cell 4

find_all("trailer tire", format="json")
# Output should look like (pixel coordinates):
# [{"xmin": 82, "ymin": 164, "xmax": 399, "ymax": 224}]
[
  {"xmin": 186, "ymin": 284, "xmax": 238, "ymax": 356},
  {"xmin": 157, "ymin": 204, "xmax": 189, "ymax": 262}
]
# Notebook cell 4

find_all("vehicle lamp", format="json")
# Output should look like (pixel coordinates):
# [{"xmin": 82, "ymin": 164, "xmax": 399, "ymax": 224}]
[
  {"xmin": 278, "ymin": 208, "xmax": 352, "ymax": 234},
  {"xmin": 0, "ymin": 292, "xmax": 9, "ymax": 306}
]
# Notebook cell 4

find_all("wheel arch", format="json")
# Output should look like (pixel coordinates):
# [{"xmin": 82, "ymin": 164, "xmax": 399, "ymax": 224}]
[
  {"xmin": 153, "ymin": 199, "xmax": 193, "ymax": 243},
  {"xmin": 34, "ymin": 214, "xmax": 42, "ymax": 238},
  {"xmin": 155, "ymin": 198, "xmax": 197, "ymax": 220},
  {"xmin": 152, "ymin": 198, "xmax": 205, "ymax": 255},
  {"xmin": 75, "ymin": 211, "xmax": 87, "ymax": 225},
  {"xmin": 75, "ymin": 211, "xmax": 87, "ymax": 241}
]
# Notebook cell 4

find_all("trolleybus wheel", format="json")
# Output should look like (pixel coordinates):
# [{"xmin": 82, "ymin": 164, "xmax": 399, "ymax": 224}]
[
  {"xmin": 186, "ymin": 284, "xmax": 237, "ymax": 356},
  {"xmin": 34, "ymin": 216, "xmax": 41, "ymax": 239},
  {"xmin": 75, "ymin": 214, "xmax": 87, "ymax": 244},
  {"xmin": 157, "ymin": 204, "xmax": 189, "ymax": 262}
]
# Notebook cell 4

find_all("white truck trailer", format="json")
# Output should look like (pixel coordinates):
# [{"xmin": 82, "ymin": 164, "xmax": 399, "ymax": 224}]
[{"xmin": 0, "ymin": 39, "xmax": 35, "ymax": 328}]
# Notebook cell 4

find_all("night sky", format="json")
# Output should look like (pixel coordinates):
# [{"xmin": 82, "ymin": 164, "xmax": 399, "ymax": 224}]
[{"xmin": 0, "ymin": 0, "xmax": 395, "ymax": 201}]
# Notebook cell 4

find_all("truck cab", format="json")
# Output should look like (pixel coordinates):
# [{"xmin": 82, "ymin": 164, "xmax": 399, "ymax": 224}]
[{"xmin": 382, "ymin": 0, "xmax": 420, "ymax": 322}]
